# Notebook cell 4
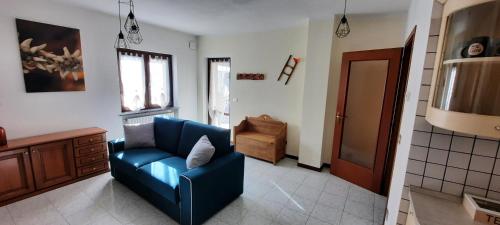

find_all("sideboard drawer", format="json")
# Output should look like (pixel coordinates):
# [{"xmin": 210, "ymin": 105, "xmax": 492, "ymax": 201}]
[
  {"xmin": 75, "ymin": 143, "xmax": 106, "ymax": 157},
  {"xmin": 74, "ymin": 133, "xmax": 105, "ymax": 147},
  {"xmin": 76, "ymin": 152, "xmax": 108, "ymax": 167},
  {"xmin": 78, "ymin": 161, "xmax": 108, "ymax": 177}
]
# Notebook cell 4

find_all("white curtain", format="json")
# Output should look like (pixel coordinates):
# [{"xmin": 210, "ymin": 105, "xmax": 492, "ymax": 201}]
[
  {"xmin": 149, "ymin": 56, "xmax": 170, "ymax": 108},
  {"xmin": 119, "ymin": 53, "xmax": 146, "ymax": 111},
  {"xmin": 208, "ymin": 61, "xmax": 230, "ymax": 128}
]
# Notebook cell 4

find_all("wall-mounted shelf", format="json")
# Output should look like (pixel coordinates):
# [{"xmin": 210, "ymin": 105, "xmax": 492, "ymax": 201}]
[{"xmin": 443, "ymin": 57, "xmax": 500, "ymax": 64}]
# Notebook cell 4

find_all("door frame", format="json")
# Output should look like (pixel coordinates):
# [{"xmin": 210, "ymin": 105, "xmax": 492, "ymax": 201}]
[
  {"xmin": 382, "ymin": 26, "xmax": 417, "ymax": 196},
  {"xmin": 330, "ymin": 48, "xmax": 403, "ymax": 193},
  {"xmin": 207, "ymin": 57, "xmax": 231, "ymax": 126}
]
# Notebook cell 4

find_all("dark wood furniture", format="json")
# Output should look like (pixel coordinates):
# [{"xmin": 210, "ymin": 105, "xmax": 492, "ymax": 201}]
[
  {"xmin": 234, "ymin": 115, "xmax": 287, "ymax": 164},
  {"xmin": 0, "ymin": 127, "xmax": 108, "ymax": 206}
]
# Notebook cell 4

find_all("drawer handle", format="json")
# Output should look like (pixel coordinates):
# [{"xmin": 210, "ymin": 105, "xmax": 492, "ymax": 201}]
[
  {"xmin": 91, "ymin": 148, "xmax": 95, "ymax": 151},
  {"xmin": 90, "ymin": 138, "xmax": 94, "ymax": 142},
  {"xmin": 24, "ymin": 152, "xmax": 29, "ymax": 155},
  {"xmin": 495, "ymin": 126, "xmax": 500, "ymax": 131},
  {"xmin": 92, "ymin": 167, "xmax": 96, "ymax": 170}
]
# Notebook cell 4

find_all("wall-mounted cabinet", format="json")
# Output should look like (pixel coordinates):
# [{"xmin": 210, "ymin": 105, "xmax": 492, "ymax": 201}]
[{"xmin": 427, "ymin": 0, "xmax": 500, "ymax": 139}]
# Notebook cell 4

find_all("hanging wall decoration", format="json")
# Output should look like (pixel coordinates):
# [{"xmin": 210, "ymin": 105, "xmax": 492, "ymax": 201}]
[
  {"xmin": 237, "ymin": 73, "xmax": 265, "ymax": 80},
  {"xmin": 15, "ymin": 19, "xmax": 85, "ymax": 92},
  {"xmin": 277, "ymin": 55, "xmax": 301, "ymax": 85}
]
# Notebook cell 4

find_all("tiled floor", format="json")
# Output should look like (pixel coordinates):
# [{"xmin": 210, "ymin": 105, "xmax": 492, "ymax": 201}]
[{"xmin": 0, "ymin": 157, "xmax": 386, "ymax": 225}]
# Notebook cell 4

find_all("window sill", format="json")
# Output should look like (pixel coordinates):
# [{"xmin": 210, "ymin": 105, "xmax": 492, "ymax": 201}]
[{"xmin": 120, "ymin": 107, "xmax": 179, "ymax": 119}]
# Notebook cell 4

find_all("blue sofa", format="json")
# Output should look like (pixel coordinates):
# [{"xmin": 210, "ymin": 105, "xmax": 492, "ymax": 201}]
[{"xmin": 107, "ymin": 117, "xmax": 245, "ymax": 225}]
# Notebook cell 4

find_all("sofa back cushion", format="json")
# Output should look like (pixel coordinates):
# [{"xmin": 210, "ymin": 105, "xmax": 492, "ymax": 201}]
[
  {"xmin": 154, "ymin": 116, "xmax": 185, "ymax": 154},
  {"xmin": 177, "ymin": 121, "xmax": 231, "ymax": 159},
  {"xmin": 124, "ymin": 122, "xmax": 156, "ymax": 149}
]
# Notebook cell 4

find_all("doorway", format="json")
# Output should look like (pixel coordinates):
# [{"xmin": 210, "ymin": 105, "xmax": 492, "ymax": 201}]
[
  {"xmin": 330, "ymin": 48, "xmax": 402, "ymax": 194},
  {"xmin": 208, "ymin": 58, "xmax": 231, "ymax": 129}
]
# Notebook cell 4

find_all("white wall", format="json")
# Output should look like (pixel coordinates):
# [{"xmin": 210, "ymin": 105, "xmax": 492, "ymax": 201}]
[
  {"xmin": 298, "ymin": 19, "xmax": 335, "ymax": 168},
  {"xmin": 385, "ymin": 0, "xmax": 434, "ymax": 224},
  {"xmin": 0, "ymin": 0, "xmax": 198, "ymax": 140},
  {"xmin": 197, "ymin": 26, "xmax": 308, "ymax": 156},
  {"xmin": 321, "ymin": 13, "xmax": 408, "ymax": 164}
]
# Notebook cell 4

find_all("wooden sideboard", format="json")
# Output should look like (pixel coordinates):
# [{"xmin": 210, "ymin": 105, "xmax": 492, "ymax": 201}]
[{"xmin": 0, "ymin": 127, "xmax": 108, "ymax": 206}]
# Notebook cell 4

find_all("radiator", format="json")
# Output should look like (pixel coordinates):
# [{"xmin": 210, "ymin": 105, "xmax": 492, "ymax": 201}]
[{"xmin": 122, "ymin": 109, "xmax": 177, "ymax": 125}]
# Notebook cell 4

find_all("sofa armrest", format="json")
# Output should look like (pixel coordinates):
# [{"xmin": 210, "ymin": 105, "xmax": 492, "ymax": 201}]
[
  {"xmin": 107, "ymin": 138, "xmax": 125, "ymax": 155},
  {"xmin": 179, "ymin": 152, "xmax": 244, "ymax": 225}
]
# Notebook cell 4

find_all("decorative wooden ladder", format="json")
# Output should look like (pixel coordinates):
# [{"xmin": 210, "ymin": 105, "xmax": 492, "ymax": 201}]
[{"xmin": 277, "ymin": 55, "xmax": 300, "ymax": 85}]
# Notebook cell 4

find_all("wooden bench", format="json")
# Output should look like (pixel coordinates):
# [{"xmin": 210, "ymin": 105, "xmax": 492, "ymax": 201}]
[{"xmin": 234, "ymin": 115, "xmax": 287, "ymax": 164}]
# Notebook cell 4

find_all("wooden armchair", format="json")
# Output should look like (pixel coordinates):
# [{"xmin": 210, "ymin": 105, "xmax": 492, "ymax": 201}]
[{"xmin": 234, "ymin": 115, "xmax": 287, "ymax": 164}]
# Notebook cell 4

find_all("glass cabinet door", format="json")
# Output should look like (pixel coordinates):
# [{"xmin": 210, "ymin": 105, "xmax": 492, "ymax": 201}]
[{"xmin": 432, "ymin": 1, "xmax": 500, "ymax": 116}]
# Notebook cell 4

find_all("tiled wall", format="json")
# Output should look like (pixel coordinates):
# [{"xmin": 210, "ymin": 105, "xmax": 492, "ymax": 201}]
[{"xmin": 396, "ymin": 3, "xmax": 500, "ymax": 225}]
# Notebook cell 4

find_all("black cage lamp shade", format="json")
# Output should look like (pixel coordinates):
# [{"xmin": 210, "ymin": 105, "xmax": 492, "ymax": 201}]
[{"xmin": 335, "ymin": 0, "xmax": 350, "ymax": 38}]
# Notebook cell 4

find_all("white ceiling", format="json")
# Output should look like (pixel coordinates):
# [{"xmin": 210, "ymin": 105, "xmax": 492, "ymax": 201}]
[{"xmin": 50, "ymin": 0, "xmax": 411, "ymax": 35}]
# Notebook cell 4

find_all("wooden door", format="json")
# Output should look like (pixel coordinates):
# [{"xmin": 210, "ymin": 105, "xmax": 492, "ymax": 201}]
[
  {"xmin": 331, "ymin": 48, "xmax": 402, "ymax": 193},
  {"xmin": 31, "ymin": 140, "xmax": 76, "ymax": 189},
  {"xmin": 0, "ymin": 148, "xmax": 35, "ymax": 201}
]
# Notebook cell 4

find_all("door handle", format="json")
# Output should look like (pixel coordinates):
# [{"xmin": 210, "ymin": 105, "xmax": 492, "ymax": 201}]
[{"xmin": 336, "ymin": 113, "xmax": 346, "ymax": 121}]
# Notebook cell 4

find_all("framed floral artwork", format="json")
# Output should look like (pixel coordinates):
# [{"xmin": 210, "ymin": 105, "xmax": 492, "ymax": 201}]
[{"xmin": 15, "ymin": 19, "xmax": 85, "ymax": 92}]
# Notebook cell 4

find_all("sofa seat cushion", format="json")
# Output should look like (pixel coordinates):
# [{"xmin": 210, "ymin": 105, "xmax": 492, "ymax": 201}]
[
  {"xmin": 236, "ymin": 132, "xmax": 276, "ymax": 144},
  {"xmin": 137, "ymin": 157, "xmax": 188, "ymax": 203},
  {"xmin": 110, "ymin": 148, "xmax": 174, "ymax": 173}
]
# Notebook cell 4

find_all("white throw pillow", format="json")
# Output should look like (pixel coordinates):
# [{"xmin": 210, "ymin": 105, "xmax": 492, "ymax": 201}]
[
  {"xmin": 186, "ymin": 135, "xmax": 215, "ymax": 169},
  {"xmin": 123, "ymin": 122, "xmax": 156, "ymax": 149}
]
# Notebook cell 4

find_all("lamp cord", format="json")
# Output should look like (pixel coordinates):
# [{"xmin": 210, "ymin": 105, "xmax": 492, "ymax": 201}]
[
  {"xmin": 343, "ymin": 0, "xmax": 347, "ymax": 16},
  {"xmin": 118, "ymin": 0, "xmax": 122, "ymax": 28}
]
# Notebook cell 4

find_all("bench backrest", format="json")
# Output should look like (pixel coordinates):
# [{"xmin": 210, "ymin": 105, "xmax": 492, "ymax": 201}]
[{"xmin": 246, "ymin": 115, "xmax": 286, "ymax": 136}]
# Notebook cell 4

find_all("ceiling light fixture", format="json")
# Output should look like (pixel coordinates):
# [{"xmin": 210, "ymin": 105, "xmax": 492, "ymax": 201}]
[
  {"xmin": 114, "ymin": 1, "xmax": 128, "ymax": 49},
  {"xmin": 115, "ymin": 0, "xmax": 142, "ymax": 48},
  {"xmin": 335, "ymin": 0, "xmax": 350, "ymax": 38}
]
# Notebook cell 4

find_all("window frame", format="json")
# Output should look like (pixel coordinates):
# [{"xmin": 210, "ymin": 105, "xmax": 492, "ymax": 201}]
[{"xmin": 116, "ymin": 48, "xmax": 174, "ymax": 113}]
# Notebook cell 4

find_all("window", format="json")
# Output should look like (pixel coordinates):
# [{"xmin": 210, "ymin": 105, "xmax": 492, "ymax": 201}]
[
  {"xmin": 117, "ymin": 49, "xmax": 173, "ymax": 112},
  {"xmin": 208, "ymin": 58, "xmax": 231, "ymax": 129}
]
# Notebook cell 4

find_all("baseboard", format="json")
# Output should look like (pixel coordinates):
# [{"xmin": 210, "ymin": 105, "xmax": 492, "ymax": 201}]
[
  {"xmin": 285, "ymin": 154, "xmax": 298, "ymax": 160},
  {"xmin": 286, "ymin": 155, "xmax": 331, "ymax": 172},
  {"xmin": 297, "ymin": 162, "xmax": 322, "ymax": 172}
]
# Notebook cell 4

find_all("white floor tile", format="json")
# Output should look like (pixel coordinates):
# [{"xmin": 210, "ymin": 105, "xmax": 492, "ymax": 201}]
[
  {"xmin": 310, "ymin": 203, "xmax": 342, "ymax": 225},
  {"xmin": 1, "ymin": 156, "xmax": 387, "ymax": 225},
  {"xmin": 247, "ymin": 198, "xmax": 284, "ymax": 220},
  {"xmin": 285, "ymin": 195, "xmax": 316, "ymax": 215},
  {"xmin": 241, "ymin": 212, "xmax": 273, "ymax": 225},
  {"xmin": 344, "ymin": 200, "xmax": 374, "ymax": 221},
  {"xmin": 324, "ymin": 179, "xmax": 350, "ymax": 197},
  {"xmin": 274, "ymin": 207, "xmax": 309, "ymax": 225},
  {"xmin": 317, "ymin": 192, "xmax": 347, "ymax": 210},
  {"xmin": 339, "ymin": 212, "xmax": 373, "ymax": 225},
  {"xmin": 347, "ymin": 186, "xmax": 375, "ymax": 206},
  {"xmin": 374, "ymin": 207, "xmax": 385, "ymax": 224},
  {"xmin": 64, "ymin": 205, "xmax": 107, "ymax": 225},
  {"xmin": 295, "ymin": 184, "xmax": 323, "ymax": 201},
  {"xmin": 307, "ymin": 217, "xmax": 335, "ymax": 225},
  {"xmin": 263, "ymin": 188, "xmax": 292, "ymax": 205},
  {"xmin": 0, "ymin": 207, "xmax": 15, "ymax": 225}
]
